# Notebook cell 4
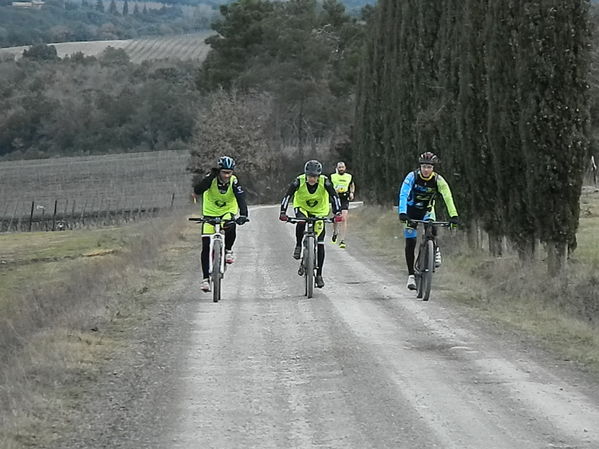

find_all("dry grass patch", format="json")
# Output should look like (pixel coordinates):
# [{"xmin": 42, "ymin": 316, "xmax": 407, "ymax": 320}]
[{"xmin": 0, "ymin": 213, "xmax": 195, "ymax": 449}]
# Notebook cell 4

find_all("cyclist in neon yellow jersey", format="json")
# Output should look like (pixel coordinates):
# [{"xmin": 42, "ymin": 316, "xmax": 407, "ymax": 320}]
[
  {"xmin": 330, "ymin": 161, "xmax": 355, "ymax": 248},
  {"xmin": 279, "ymin": 160, "xmax": 342, "ymax": 289},
  {"xmin": 193, "ymin": 156, "xmax": 248, "ymax": 292},
  {"xmin": 398, "ymin": 152, "xmax": 459, "ymax": 290}
]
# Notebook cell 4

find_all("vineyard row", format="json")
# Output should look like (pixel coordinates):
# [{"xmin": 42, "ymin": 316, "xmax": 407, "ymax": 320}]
[{"xmin": 0, "ymin": 193, "xmax": 183, "ymax": 233}]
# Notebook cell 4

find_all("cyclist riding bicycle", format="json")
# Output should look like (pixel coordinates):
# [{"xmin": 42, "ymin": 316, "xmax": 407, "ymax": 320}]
[
  {"xmin": 279, "ymin": 159, "xmax": 343, "ymax": 289},
  {"xmin": 193, "ymin": 156, "xmax": 248, "ymax": 292},
  {"xmin": 398, "ymin": 152, "xmax": 459, "ymax": 290},
  {"xmin": 330, "ymin": 161, "xmax": 355, "ymax": 248}
]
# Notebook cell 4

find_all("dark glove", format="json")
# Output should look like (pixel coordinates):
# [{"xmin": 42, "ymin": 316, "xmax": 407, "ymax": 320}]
[
  {"xmin": 279, "ymin": 213, "xmax": 288, "ymax": 222},
  {"xmin": 236, "ymin": 216, "xmax": 249, "ymax": 225},
  {"xmin": 333, "ymin": 214, "xmax": 343, "ymax": 223},
  {"xmin": 399, "ymin": 213, "xmax": 409, "ymax": 222},
  {"xmin": 449, "ymin": 216, "xmax": 460, "ymax": 227}
]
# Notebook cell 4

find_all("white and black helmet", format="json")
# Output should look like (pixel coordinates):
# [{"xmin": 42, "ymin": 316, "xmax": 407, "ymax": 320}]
[
  {"xmin": 217, "ymin": 155, "xmax": 235, "ymax": 170},
  {"xmin": 304, "ymin": 160, "xmax": 322, "ymax": 176}
]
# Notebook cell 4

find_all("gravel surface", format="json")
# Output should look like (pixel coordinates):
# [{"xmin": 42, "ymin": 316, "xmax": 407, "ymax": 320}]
[{"xmin": 51, "ymin": 205, "xmax": 599, "ymax": 449}]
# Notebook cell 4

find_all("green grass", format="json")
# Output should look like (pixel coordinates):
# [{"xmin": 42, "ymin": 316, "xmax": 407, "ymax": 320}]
[
  {"xmin": 350, "ymin": 191, "xmax": 599, "ymax": 377},
  {"xmin": 0, "ymin": 227, "xmax": 139, "ymax": 311},
  {"xmin": 577, "ymin": 189, "xmax": 599, "ymax": 266}
]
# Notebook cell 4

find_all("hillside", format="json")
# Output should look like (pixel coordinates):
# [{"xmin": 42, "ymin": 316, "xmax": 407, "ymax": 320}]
[
  {"xmin": 0, "ymin": 32, "xmax": 212, "ymax": 62},
  {"xmin": 0, "ymin": 150, "xmax": 192, "ymax": 231}
]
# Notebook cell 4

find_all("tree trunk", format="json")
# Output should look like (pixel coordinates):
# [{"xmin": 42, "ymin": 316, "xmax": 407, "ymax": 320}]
[
  {"xmin": 488, "ymin": 233, "xmax": 503, "ymax": 257},
  {"xmin": 517, "ymin": 239, "xmax": 536, "ymax": 263},
  {"xmin": 547, "ymin": 241, "xmax": 567, "ymax": 278}
]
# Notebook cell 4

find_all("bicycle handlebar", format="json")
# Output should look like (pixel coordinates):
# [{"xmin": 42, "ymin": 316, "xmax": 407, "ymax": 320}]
[
  {"xmin": 188, "ymin": 217, "xmax": 249, "ymax": 225},
  {"xmin": 407, "ymin": 219, "xmax": 451, "ymax": 227},
  {"xmin": 286, "ymin": 217, "xmax": 335, "ymax": 224}
]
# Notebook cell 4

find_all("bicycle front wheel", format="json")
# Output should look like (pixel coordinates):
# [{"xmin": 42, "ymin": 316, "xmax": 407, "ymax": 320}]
[
  {"xmin": 212, "ymin": 239, "xmax": 222, "ymax": 303},
  {"xmin": 421, "ymin": 239, "xmax": 434, "ymax": 301},
  {"xmin": 304, "ymin": 236, "xmax": 315, "ymax": 298}
]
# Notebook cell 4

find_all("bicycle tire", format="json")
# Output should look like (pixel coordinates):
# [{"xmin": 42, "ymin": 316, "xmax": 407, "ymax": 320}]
[
  {"xmin": 421, "ymin": 239, "xmax": 434, "ymax": 301},
  {"xmin": 212, "ymin": 239, "xmax": 222, "ymax": 303},
  {"xmin": 415, "ymin": 242, "xmax": 424, "ymax": 298},
  {"xmin": 305, "ymin": 236, "xmax": 315, "ymax": 298}
]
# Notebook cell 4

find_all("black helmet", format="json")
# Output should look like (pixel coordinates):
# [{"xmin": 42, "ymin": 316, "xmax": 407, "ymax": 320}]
[
  {"xmin": 217, "ymin": 155, "xmax": 235, "ymax": 170},
  {"xmin": 304, "ymin": 160, "xmax": 322, "ymax": 176},
  {"xmin": 418, "ymin": 152, "xmax": 439, "ymax": 165}
]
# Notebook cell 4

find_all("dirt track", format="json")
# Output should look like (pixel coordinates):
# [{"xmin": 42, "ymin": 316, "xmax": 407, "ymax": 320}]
[{"xmin": 53, "ymin": 205, "xmax": 599, "ymax": 449}]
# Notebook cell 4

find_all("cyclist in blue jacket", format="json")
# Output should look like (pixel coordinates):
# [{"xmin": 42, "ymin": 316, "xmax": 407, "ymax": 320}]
[{"xmin": 398, "ymin": 152, "xmax": 459, "ymax": 290}]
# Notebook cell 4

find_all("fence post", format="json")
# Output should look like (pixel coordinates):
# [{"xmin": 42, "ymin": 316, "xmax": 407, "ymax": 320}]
[
  {"xmin": 71, "ymin": 199, "xmax": 76, "ymax": 229},
  {"xmin": 170, "ymin": 193, "xmax": 175, "ymax": 209},
  {"xmin": 136, "ymin": 200, "xmax": 143, "ymax": 221},
  {"xmin": 52, "ymin": 199, "xmax": 58, "ymax": 231},
  {"xmin": 28, "ymin": 201, "xmax": 34, "ymax": 232}
]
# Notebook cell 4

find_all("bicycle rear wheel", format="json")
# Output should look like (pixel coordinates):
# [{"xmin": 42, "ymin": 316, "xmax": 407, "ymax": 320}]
[
  {"xmin": 305, "ymin": 236, "xmax": 315, "ymax": 298},
  {"xmin": 421, "ymin": 239, "xmax": 434, "ymax": 301},
  {"xmin": 212, "ymin": 239, "xmax": 222, "ymax": 303}
]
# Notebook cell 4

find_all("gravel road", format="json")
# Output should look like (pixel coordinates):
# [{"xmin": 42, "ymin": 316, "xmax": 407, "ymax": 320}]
[{"xmin": 54, "ymin": 205, "xmax": 599, "ymax": 449}]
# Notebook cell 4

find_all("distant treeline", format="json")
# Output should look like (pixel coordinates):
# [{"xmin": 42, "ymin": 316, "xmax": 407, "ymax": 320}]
[
  {"xmin": 0, "ymin": 48, "xmax": 200, "ymax": 158},
  {"xmin": 0, "ymin": 0, "xmax": 216, "ymax": 48},
  {"xmin": 193, "ymin": 0, "xmax": 369, "ymax": 170}
]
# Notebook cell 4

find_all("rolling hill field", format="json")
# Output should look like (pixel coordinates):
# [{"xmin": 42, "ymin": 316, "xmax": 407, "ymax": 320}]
[{"xmin": 0, "ymin": 32, "xmax": 212, "ymax": 63}]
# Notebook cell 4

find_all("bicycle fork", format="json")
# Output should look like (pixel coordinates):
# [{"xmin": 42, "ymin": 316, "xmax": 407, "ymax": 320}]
[{"xmin": 209, "ymin": 234, "xmax": 225, "ymax": 277}]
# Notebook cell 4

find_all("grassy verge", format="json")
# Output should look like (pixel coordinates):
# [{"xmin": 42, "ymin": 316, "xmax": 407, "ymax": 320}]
[
  {"xmin": 349, "ymin": 188, "xmax": 599, "ymax": 376},
  {"xmin": 0, "ymin": 214, "xmax": 195, "ymax": 448}
]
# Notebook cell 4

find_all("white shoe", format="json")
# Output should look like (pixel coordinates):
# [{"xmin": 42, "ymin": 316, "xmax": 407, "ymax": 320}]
[
  {"xmin": 406, "ymin": 275, "xmax": 416, "ymax": 290},
  {"xmin": 435, "ymin": 247, "xmax": 442, "ymax": 268},
  {"xmin": 225, "ymin": 250, "xmax": 235, "ymax": 264},
  {"xmin": 201, "ymin": 279, "xmax": 210, "ymax": 292}
]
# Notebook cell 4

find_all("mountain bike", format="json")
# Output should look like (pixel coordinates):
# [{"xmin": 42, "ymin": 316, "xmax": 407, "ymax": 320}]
[
  {"xmin": 286, "ymin": 216, "xmax": 334, "ymax": 298},
  {"xmin": 189, "ymin": 216, "xmax": 248, "ymax": 303},
  {"xmin": 410, "ymin": 219, "xmax": 451, "ymax": 301}
]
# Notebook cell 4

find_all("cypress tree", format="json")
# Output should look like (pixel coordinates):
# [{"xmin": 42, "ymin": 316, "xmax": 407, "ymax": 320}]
[
  {"xmin": 516, "ymin": 0, "xmax": 590, "ymax": 273},
  {"xmin": 353, "ymin": 0, "xmax": 590, "ymax": 270},
  {"xmin": 109, "ymin": 0, "xmax": 119, "ymax": 15}
]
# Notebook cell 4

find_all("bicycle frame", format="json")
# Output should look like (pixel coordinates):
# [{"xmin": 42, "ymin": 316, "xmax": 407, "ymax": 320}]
[
  {"xmin": 409, "ymin": 219, "xmax": 450, "ymax": 301},
  {"xmin": 189, "ymin": 216, "xmax": 240, "ymax": 302},
  {"xmin": 287, "ymin": 216, "xmax": 334, "ymax": 298}
]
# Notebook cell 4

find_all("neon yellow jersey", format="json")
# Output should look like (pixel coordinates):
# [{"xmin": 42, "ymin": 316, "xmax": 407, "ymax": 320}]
[
  {"xmin": 202, "ymin": 175, "xmax": 239, "ymax": 217},
  {"xmin": 292, "ymin": 174, "xmax": 330, "ymax": 217},
  {"xmin": 330, "ymin": 172, "xmax": 353, "ymax": 194}
]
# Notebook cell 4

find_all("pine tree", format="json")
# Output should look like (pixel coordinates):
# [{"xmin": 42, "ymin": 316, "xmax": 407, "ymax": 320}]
[
  {"xmin": 122, "ymin": 0, "xmax": 129, "ymax": 16},
  {"xmin": 95, "ymin": 0, "xmax": 104, "ymax": 12}
]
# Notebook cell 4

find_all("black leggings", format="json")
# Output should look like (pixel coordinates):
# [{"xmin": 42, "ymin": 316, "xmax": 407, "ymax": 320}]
[
  {"xmin": 201, "ymin": 225, "xmax": 236, "ymax": 279},
  {"xmin": 295, "ymin": 222, "xmax": 326, "ymax": 276}
]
